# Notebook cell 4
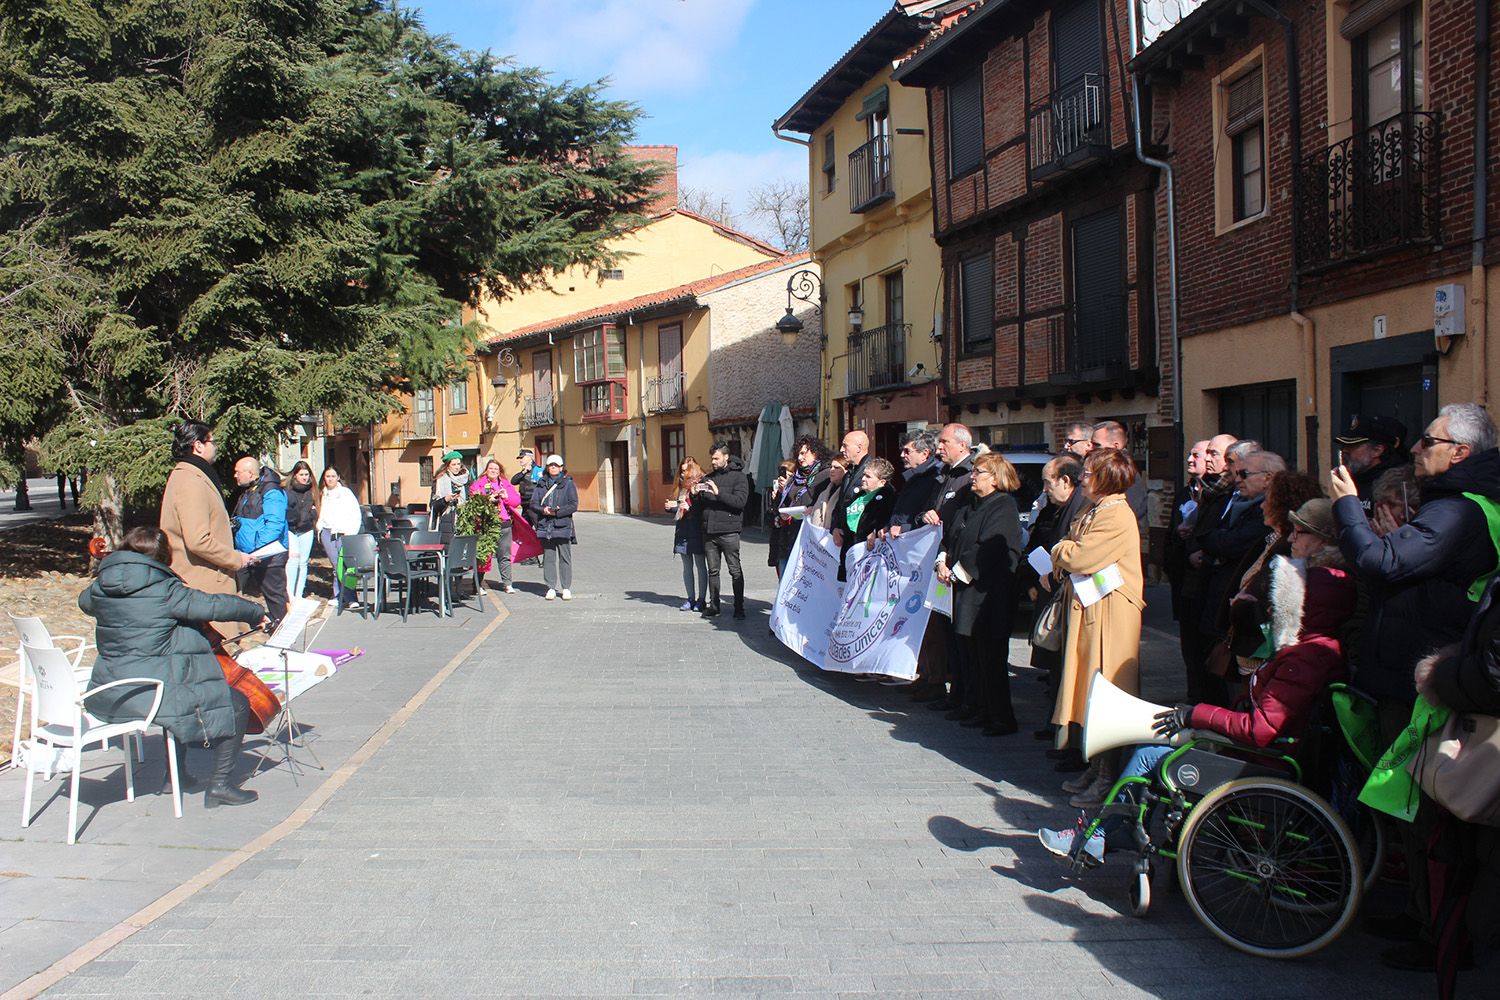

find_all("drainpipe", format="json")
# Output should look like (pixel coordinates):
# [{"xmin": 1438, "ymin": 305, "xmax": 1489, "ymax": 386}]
[
  {"xmin": 1292, "ymin": 309, "xmax": 1318, "ymax": 471},
  {"xmin": 1473, "ymin": 0, "xmax": 1491, "ymax": 405},
  {"xmin": 633, "ymin": 313, "xmax": 649, "ymax": 514},
  {"xmin": 1125, "ymin": 0, "xmax": 1182, "ymax": 460}
]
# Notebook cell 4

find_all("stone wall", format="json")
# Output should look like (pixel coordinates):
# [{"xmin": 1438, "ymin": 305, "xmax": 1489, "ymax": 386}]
[{"xmin": 702, "ymin": 264, "xmax": 822, "ymax": 424}]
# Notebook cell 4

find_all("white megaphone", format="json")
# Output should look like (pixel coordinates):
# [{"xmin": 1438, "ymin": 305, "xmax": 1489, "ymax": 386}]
[{"xmin": 1082, "ymin": 672, "xmax": 1181, "ymax": 760}]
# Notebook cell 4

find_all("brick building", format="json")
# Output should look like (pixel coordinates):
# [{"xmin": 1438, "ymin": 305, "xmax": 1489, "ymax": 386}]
[
  {"xmin": 893, "ymin": 0, "xmax": 1177, "ymax": 552},
  {"xmin": 1135, "ymin": 0, "xmax": 1499, "ymax": 469}
]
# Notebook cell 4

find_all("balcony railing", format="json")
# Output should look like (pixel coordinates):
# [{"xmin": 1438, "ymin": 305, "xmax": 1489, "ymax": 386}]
[
  {"xmin": 402, "ymin": 413, "xmax": 436, "ymax": 440},
  {"xmin": 849, "ymin": 134, "xmax": 894, "ymax": 214},
  {"xmin": 580, "ymin": 379, "xmax": 628, "ymax": 422},
  {"xmin": 522, "ymin": 394, "xmax": 555, "ymax": 428},
  {"xmin": 1028, "ymin": 73, "xmax": 1109, "ymax": 180},
  {"xmin": 846, "ymin": 323, "xmax": 910, "ymax": 396},
  {"xmin": 647, "ymin": 372, "xmax": 686, "ymax": 414},
  {"xmin": 1293, "ymin": 110, "xmax": 1441, "ymax": 272},
  {"xmin": 1047, "ymin": 300, "xmax": 1128, "ymax": 386}
]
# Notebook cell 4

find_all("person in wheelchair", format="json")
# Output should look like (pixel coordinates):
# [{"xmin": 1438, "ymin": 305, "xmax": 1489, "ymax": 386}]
[{"xmin": 1039, "ymin": 498, "xmax": 1355, "ymax": 861}]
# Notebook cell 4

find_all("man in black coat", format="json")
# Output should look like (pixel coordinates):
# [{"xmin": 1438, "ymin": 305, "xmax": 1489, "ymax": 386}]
[
  {"xmin": 886, "ymin": 430, "xmax": 941, "ymax": 536},
  {"xmin": 830, "ymin": 429, "xmax": 871, "ymax": 548},
  {"xmin": 1331, "ymin": 402, "xmax": 1500, "ymax": 971},
  {"xmin": 697, "ymin": 442, "xmax": 750, "ymax": 620},
  {"xmin": 919, "ymin": 423, "xmax": 975, "ymax": 712}
]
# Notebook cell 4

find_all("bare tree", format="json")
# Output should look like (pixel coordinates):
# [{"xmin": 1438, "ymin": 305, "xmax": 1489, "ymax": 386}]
[
  {"xmin": 747, "ymin": 180, "xmax": 809, "ymax": 253},
  {"xmin": 678, "ymin": 185, "xmax": 739, "ymax": 229}
]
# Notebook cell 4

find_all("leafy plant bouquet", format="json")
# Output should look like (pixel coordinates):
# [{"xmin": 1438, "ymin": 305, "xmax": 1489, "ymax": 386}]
[{"xmin": 456, "ymin": 491, "xmax": 502, "ymax": 571}]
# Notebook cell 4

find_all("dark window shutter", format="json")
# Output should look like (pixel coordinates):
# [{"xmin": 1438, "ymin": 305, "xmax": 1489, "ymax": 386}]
[
  {"xmin": 1225, "ymin": 66, "xmax": 1264, "ymax": 135},
  {"xmin": 1070, "ymin": 207, "xmax": 1125, "ymax": 371},
  {"xmin": 1052, "ymin": 0, "xmax": 1103, "ymax": 89},
  {"xmin": 948, "ymin": 69, "xmax": 984, "ymax": 177},
  {"xmin": 960, "ymin": 252, "xmax": 994, "ymax": 352}
]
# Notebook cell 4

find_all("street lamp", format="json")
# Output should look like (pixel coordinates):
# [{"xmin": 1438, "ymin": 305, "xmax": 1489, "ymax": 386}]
[
  {"xmin": 489, "ymin": 347, "xmax": 520, "ymax": 388},
  {"xmin": 776, "ymin": 268, "xmax": 823, "ymax": 347}
]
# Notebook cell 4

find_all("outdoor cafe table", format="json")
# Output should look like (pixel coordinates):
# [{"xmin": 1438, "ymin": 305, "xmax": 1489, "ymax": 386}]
[{"xmin": 403, "ymin": 542, "xmax": 448, "ymax": 616}]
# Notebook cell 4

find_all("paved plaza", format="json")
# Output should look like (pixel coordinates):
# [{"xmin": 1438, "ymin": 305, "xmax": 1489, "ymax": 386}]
[{"xmin": 3, "ymin": 515, "xmax": 1451, "ymax": 997}]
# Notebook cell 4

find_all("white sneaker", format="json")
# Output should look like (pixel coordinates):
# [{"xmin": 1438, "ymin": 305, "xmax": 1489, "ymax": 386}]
[
  {"xmin": 504, "ymin": 585, "xmax": 516, "ymax": 594},
  {"xmin": 545, "ymin": 589, "xmax": 557, "ymax": 601},
  {"xmin": 560, "ymin": 589, "xmax": 572, "ymax": 601},
  {"xmin": 679, "ymin": 601, "xmax": 694, "ymax": 611},
  {"xmin": 1038, "ymin": 825, "xmax": 1105, "ymax": 863}
]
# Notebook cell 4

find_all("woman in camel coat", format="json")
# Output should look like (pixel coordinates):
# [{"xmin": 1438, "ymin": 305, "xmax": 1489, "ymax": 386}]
[
  {"xmin": 158, "ymin": 422, "xmax": 248, "ymax": 637},
  {"xmin": 1049, "ymin": 448, "xmax": 1145, "ymax": 753}
]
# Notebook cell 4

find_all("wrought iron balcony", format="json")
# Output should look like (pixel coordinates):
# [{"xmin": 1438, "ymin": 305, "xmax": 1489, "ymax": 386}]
[
  {"xmin": 647, "ymin": 372, "xmax": 686, "ymax": 414},
  {"xmin": 849, "ymin": 134, "xmax": 894, "ymax": 214},
  {"xmin": 522, "ymin": 394, "xmax": 555, "ymax": 428},
  {"xmin": 1028, "ymin": 73, "xmax": 1109, "ymax": 181},
  {"xmin": 1294, "ymin": 111, "xmax": 1441, "ymax": 272},
  {"xmin": 401, "ymin": 414, "xmax": 436, "ymax": 440},
  {"xmin": 846, "ymin": 323, "xmax": 910, "ymax": 396},
  {"xmin": 1047, "ymin": 300, "xmax": 1128, "ymax": 386}
]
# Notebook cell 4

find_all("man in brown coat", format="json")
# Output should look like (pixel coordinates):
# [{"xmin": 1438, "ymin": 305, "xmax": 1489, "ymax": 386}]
[{"xmin": 159, "ymin": 421, "xmax": 255, "ymax": 637}]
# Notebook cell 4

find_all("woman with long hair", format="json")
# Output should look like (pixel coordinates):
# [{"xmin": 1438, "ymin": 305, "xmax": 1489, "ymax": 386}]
[
  {"xmin": 470, "ymin": 457, "xmax": 523, "ymax": 594},
  {"xmin": 283, "ymin": 461, "xmax": 318, "ymax": 602},
  {"xmin": 315, "ymin": 466, "xmax": 363, "ymax": 608},
  {"xmin": 667, "ymin": 457, "xmax": 708, "ymax": 610},
  {"xmin": 806, "ymin": 457, "xmax": 848, "ymax": 529},
  {"xmin": 767, "ymin": 459, "xmax": 799, "ymax": 579}
]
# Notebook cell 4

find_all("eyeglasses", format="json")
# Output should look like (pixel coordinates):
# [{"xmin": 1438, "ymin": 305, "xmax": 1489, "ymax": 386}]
[
  {"xmin": 1235, "ymin": 469, "xmax": 1270, "ymax": 480},
  {"xmin": 1063, "ymin": 438, "xmax": 1086, "ymax": 448},
  {"xmin": 1419, "ymin": 434, "xmax": 1460, "ymax": 448}
]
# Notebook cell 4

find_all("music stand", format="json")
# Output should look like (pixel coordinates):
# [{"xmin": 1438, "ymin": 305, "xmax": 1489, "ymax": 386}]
[{"xmin": 256, "ymin": 598, "xmax": 323, "ymax": 781}]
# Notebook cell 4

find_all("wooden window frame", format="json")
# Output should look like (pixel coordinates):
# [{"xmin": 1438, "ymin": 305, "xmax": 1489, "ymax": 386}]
[{"xmin": 661, "ymin": 425, "xmax": 685, "ymax": 484}]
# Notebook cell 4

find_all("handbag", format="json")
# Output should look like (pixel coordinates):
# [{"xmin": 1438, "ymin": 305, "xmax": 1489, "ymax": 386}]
[
  {"xmin": 1409, "ymin": 710, "xmax": 1500, "ymax": 827},
  {"xmin": 1205, "ymin": 638, "xmax": 1235, "ymax": 678},
  {"xmin": 1030, "ymin": 582, "xmax": 1067, "ymax": 652}
]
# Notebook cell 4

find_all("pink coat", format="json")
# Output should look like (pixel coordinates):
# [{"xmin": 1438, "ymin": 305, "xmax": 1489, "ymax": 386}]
[{"xmin": 470, "ymin": 475, "xmax": 522, "ymax": 520}]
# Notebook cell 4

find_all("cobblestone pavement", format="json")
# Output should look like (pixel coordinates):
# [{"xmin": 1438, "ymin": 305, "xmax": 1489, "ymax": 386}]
[{"xmin": 37, "ymin": 515, "xmax": 1445, "ymax": 998}]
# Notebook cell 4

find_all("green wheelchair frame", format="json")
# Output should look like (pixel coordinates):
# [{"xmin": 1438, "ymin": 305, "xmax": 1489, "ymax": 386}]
[{"xmin": 1063, "ymin": 732, "xmax": 1364, "ymax": 960}]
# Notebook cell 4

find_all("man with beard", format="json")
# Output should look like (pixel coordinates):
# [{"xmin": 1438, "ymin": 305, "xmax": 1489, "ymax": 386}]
[{"xmin": 1334, "ymin": 414, "xmax": 1408, "ymax": 519}]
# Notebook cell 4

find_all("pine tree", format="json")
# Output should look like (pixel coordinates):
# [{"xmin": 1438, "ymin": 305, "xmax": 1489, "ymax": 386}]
[{"xmin": 0, "ymin": 0, "xmax": 658, "ymax": 546}]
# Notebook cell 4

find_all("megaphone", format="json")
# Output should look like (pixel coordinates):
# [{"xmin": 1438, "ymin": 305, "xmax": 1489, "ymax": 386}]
[{"xmin": 1082, "ymin": 672, "xmax": 1178, "ymax": 760}]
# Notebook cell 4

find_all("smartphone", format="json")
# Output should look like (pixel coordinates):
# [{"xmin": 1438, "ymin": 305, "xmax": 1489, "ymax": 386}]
[{"xmin": 1337, "ymin": 448, "xmax": 1348, "ymax": 470}]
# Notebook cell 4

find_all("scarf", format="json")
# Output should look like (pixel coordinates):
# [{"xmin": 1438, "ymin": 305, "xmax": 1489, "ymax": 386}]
[
  {"xmin": 1199, "ymin": 471, "xmax": 1234, "ymax": 501},
  {"xmin": 182, "ymin": 454, "xmax": 227, "ymax": 507}
]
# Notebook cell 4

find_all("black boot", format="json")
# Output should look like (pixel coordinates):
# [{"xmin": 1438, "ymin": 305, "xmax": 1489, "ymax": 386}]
[
  {"xmin": 732, "ymin": 579, "xmax": 745, "ymax": 619},
  {"xmin": 204, "ymin": 731, "xmax": 257, "ymax": 809}
]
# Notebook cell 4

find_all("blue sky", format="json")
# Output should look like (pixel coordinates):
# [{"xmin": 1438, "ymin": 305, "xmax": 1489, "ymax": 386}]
[{"xmin": 405, "ymin": 0, "xmax": 892, "ymax": 225}]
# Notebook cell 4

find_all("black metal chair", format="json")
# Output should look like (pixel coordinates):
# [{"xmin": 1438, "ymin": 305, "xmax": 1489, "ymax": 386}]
[
  {"xmin": 336, "ymin": 534, "xmax": 381, "ymax": 618},
  {"xmin": 386, "ymin": 524, "xmax": 416, "ymax": 544},
  {"xmin": 409, "ymin": 529, "xmax": 444, "ymax": 547},
  {"xmin": 377, "ymin": 538, "xmax": 442, "ymax": 621},
  {"xmin": 444, "ymin": 535, "xmax": 480, "ymax": 612}
]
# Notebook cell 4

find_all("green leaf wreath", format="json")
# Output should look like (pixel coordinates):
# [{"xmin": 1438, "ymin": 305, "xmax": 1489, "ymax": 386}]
[{"xmin": 456, "ymin": 492, "xmax": 503, "ymax": 570}]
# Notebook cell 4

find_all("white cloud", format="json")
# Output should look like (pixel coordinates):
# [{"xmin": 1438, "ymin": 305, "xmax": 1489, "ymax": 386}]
[
  {"xmin": 504, "ymin": 0, "xmax": 757, "ymax": 96},
  {"xmin": 678, "ymin": 145, "xmax": 808, "ymax": 221}
]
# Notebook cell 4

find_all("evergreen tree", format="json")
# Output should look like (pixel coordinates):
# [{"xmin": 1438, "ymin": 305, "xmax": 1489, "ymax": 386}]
[{"xmin": 0, "ymin": 0, "xmax": 658, "ymax": 545}]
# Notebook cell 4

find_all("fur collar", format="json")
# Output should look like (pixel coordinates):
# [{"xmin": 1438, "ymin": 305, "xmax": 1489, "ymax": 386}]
[{"xmin": 1268, "ymin": 555, "xmax": 1306, "ymax": 652}]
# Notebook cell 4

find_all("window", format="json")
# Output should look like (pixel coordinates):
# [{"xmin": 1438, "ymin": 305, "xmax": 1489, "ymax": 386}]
[
  {"xmin": 1218, "ymin": 380, "xmax": 1298, "ymax": 465},
  {"xmin": 532, "ymin": 349, "xmax": 552, "ymax": 398},
  {"xmin": 1355, "ymin": 6, "xmax": 1423, "ymax": 129},
  {"xmin": 418, "ymin": 455, "xmax": 434, "ymax": 488},
  {"xmin": 958, "ymin": 251, "xmax": 994, "ymax": 354},
  {"xmin": 883, "ymin": 270, "xmax": 904, "ymax": 329},
  {"xmin": 661, "ymin": 425, "xmax": 685, "ymax": 484},
  {"xmin": 1225, "ymin": 67, "xmax": 1265, "ymax": 221},
  {"xmin": 948, "ymin": 68, "xmax": 984, "ymax": 178},
  {"xmin": 411, "ymin": 388, "xmax": 435, "ymax": 437},
  {"xmin": 534, "ymin": 435, "xmax": 554, "ymax": 459},
  {"xmin": 1069, "ymin": 206, "xmax": 1127, "ymax": 374},
  {"xmin": 574, "ymin": 324, "xmax": 626, "ymax": 383},
  {"xmin": 822, "ymin": 132, "xmax": 836, "ymax": 193},
  {"xmin": 448, "ymin": 377, "xmax": 468, "ymax": 413},
  {"xmin": 600, "ymin": 268, "xmax": 624, "ymax": 280},
  {"xmin": 656, "ymin": 324, "xmax": 684, "ymax": 411}
]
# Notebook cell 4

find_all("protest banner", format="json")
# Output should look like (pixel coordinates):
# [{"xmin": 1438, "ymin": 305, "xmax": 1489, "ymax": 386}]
[
  {"xmin": 771, "ymin": 522, "xmax": 845, "ymax": 668},
  {"xmin": 824, "ymin": 526, "xmax": 941, "ymax": 679}
]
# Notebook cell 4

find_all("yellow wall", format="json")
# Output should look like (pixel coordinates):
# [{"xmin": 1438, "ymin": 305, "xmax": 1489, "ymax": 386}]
[
  {"xmin": 473, "ymin": 213, "xmax": 775, "ymax": 333},
  {"xmin": 805, "ymin": 66, "xmax": 943, "ymax": 437},
  {"xmin": 1182, "ymin": 268, "xmax": 1500, "ymax": 471}
]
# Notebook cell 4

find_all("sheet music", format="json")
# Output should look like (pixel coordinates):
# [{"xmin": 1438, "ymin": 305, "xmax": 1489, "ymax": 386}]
[{"xmin": 265, "ymin": 596, "xmax": 317, "ymax": 649}]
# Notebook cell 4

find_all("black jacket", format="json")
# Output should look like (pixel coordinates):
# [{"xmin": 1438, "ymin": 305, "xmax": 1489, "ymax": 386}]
[
  {"xmin": 1197, "ymin": 493, "xmax": 1267, "ymax": 635},
  {"xmin": 699, "ymin": 456, "xmax": 750, "ymax": 535},
  {"xmin": 942, "ymin": 488, "xmax": 1022, "ymax": 637},
  {"xmin": 672, "ymin": 500, "xmax": 704, "ymax": 556},
  {"xmin": 837, "ymin": 484, "xmax": 897, "ymax": 582},
  {"xmin": 286, "ymin": 481, "xmax": 317, "ymax": 534},
  {"xmin": 1430, "ymin": 574, "xmax": 1500, "ymax": 714},
  {"xmin": 1352, "ymin": 454, "xmax": 1408, "ymax": 517},
  {"xmin": 887, "ymin": 456, "xmax": 943, "ymax": 531},
  {"xmin": 930, "ymin": 456, "xmax": 974, "ymax": 525},
  {"xmin": 529, "ymin": 473, "xmax": 579, "ymax": 541},
  {"xmin": 831, "ymin": 454, "xmax": 872, "ymax": 535},
  {"xmin": 1336, "ymin": 448, "xmax": 1500, "ymax": 702}
]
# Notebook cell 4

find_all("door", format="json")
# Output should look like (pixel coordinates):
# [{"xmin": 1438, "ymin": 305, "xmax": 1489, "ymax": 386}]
[
  {"xmin": 1330, "ymin": 331, "xmax": 1438, "ymax": 466},
  {"xmin": 608, "ymin": 441, "xmax": 631, "ymax": 516},
  {"xmin": 1344, "ymin": 365, "xmax": 1427, "ymax": 441},
  {"xmin": 658, "ymin": 325, "xmax": 683, "ymax": 410}
]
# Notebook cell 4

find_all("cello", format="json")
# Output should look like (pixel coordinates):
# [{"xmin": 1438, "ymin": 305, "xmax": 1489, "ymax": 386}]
[{"xmin": 206, "ymin": 625, "xmax": 281, "ymax": 735}]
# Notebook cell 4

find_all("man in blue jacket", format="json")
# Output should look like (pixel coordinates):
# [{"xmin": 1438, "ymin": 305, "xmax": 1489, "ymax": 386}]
[
  {"xmin": 232, "ymin": 457, "xmax": 290, "ymax": 626},
  {"xmin": 1331, "ymin": 401, "xmax": 1500, "ymax": 972}
]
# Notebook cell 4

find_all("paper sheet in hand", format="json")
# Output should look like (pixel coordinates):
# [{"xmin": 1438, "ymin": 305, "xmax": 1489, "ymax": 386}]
[
  {"xmin": 250, "ymin": 540, "xmax": 286, "ymax": 559},
  {"xmin": 1071, "ymin": 563, "xmax": 1125, "ymax": 608},
  {"xmin": 777, "ymin": 506, "xmax": 806, "ymax": 519},
  {"xmin": 1027, "ymin": 546, "xmax": 1053, "ymax": 576},
  {"xmin": 951, "ymin": 561, "xmax": 973, "ymax": 585}
]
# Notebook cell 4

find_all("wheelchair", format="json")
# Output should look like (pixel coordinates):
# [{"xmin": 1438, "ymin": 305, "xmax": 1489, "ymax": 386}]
[{"xmin": 1061, "ymin": 734, "xmax": 1364, "ymax": 960}]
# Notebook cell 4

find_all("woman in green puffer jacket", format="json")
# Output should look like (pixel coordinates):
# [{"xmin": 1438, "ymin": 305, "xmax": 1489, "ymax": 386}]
[{"xmin": 79, "ymin": 526, "xmax": 267, "ymax": 808}]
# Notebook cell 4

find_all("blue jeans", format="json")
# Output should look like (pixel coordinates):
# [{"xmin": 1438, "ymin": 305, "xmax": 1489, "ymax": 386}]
[{"xmin": 1097, "ymin": 744, "xmax": 1172, "ymax": 848}]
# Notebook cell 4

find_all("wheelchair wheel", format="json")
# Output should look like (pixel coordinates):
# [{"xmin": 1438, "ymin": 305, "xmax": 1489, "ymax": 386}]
[
  {"xmin": 1129, "ymin": 865, "xmax": 1153, "ymax": 917},
  {"xmin": 1177, "ymin": 777, "xmax": 1360, "ymax": 959}
]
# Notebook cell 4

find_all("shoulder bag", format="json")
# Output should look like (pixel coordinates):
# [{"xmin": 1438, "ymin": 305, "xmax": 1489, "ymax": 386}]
[
  {"xmin": 1410, "ymin": 710, "xmax": 1500, "ymax": 827},
  {"xmin": 1030, "ymin": 580, "xmax": 1068, "ymax": 652}
]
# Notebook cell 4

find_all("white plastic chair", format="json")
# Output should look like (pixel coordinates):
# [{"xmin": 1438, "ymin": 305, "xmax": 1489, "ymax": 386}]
[
  {"xmin": 19, "ymin": 642, "xmax": 182, "ymax": 844},
  {"xmin": 10, "ymin": 613, "xmax": 143, "ymax": 768}
]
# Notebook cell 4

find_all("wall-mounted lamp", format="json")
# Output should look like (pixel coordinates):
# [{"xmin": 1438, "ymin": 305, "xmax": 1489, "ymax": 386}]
[
  {"xmin": 775, "ymin": 268, "xmax": 825, "ymax": 348},
  {"xmin": 489, "ymin": 346, "xmax": 520, "ymax": 388},
  {"xmin": 847, "ymin": 307, "xmax": 864, "ymax": 330}
]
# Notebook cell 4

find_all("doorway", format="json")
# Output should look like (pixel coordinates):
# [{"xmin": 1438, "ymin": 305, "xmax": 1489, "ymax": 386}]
[
  {"xmin": 1330, "ymin": 330, "xmax": 1437, "ymax": 462},
  {"xmin": 608, "ymin": 441, "xmax": 631, "ymax": 516}
]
